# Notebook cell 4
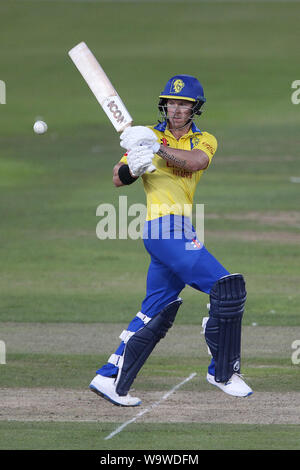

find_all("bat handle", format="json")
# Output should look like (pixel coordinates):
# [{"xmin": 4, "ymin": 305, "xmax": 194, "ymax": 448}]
[
  {"xmin": 122, "ymin": 122, "xmax": 132, "ymax": 130},
  {"xmin": 147, "ymin": 164, "xmax": 156, "ymax": 173}
]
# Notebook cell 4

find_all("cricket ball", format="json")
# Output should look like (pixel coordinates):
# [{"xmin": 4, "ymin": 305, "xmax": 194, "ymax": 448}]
[{"xmin": 33, "ymin": 120, "xmax": 48, "ymax": 134}]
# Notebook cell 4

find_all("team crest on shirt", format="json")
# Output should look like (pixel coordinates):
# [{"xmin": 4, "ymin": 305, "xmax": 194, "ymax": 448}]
[
  {"xmin": 191, "ymin": 137, "xmax": 200, "ymax": 148},
  {"xmin": 171, "ymin": 79, "xmax": 185, "ymax": 94}
]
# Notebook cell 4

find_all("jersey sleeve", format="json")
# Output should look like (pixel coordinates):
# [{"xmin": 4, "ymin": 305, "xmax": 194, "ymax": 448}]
[{"xmin": 194, "ymin": 133, "xmax": 217, "ymax": 168}]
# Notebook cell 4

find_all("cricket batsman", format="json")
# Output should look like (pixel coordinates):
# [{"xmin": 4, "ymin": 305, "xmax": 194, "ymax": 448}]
[{"xmin": 89, "ymin": 74, "xmax": 253, "ymax": 406}]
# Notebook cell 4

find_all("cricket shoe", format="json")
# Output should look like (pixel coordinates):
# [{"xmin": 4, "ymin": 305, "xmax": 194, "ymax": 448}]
[
  {"xmin": 207, "ymin": 372, "xmax": 253, "ymax": 397},
  {"xmin": 89, "ymin": 374, "xmax": 142, "ymax": 407}
]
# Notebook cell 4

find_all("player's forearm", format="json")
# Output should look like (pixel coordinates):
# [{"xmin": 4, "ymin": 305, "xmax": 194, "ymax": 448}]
[
  {"xmin": 113, "ymin": 162, "xmax": 125, "ymax": 186},
  {"xmin": 113, "ymin": 162, "xmax": 138, "ymax": 187},
  {"xmin": 157, "ymin": 146, "xmax": 209, "ymax": 172}
]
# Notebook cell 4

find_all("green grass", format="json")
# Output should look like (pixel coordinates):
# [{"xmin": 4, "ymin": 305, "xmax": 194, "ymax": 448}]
[
  {"xmin": 1, "ymin": 353, "xmax": 299, "ymax": 392},
  {"xmin": 0, "ymin": 1, "xmax": 299, "ymax": 325},
  {"xmin": 0, "ymin": 0, "xmax": 299, "ymax": 451},
  {"xmin": 0, "ymin": 421, "xmax": 299, "ymax": 450}
]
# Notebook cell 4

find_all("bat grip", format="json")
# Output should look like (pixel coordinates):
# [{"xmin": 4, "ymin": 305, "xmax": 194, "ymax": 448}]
[{"xmin": 147, "ymin": 164, "xmax": 156, "ymax": 173}]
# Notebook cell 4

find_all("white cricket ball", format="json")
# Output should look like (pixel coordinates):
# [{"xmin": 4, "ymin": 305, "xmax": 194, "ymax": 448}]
[{"xmin": 33, "ymin": 120, "xmax": 48, "ymax": 134}]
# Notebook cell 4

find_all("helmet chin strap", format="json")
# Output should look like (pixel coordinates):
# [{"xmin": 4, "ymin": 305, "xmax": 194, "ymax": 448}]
[{"xmin": 167, "ymin": 117, "xmax": 193, "ymax": 131}]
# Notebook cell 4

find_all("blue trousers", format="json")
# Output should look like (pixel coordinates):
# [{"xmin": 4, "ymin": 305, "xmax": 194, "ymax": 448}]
[{"xmin": 97, "ymin": 215, "xmax": 229, "ymax": 377}]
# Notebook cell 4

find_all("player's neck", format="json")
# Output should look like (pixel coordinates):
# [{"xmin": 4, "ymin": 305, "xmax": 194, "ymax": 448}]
[{"xmin": 168, "ymin": 121, "xmax": 192, "ymax": 140}]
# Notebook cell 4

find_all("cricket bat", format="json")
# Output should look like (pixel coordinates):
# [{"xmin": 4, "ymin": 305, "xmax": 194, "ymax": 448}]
[{"xmin": 68, "ymin": 42, "xmax": 155, "ymax": 171}]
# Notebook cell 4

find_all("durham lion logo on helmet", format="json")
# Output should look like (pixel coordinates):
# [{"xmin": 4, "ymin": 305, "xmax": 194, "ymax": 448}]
[{"xmin": 171, "ymin": 79, "xmax": 185, "ymax": 94}]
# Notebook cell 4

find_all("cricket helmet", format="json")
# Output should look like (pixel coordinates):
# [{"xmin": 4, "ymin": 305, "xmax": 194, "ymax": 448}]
[{"xmin": 158, "ymin": 74, "xmax": 206, "ymax": 117}]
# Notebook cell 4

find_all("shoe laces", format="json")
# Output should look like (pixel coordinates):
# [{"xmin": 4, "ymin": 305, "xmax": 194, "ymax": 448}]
[{"xmin": 225, "ymin": 373, "xmax": 244, "ymax": 385}]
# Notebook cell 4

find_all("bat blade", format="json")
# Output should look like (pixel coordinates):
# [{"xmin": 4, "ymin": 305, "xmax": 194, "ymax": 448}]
[
  {"xmin": 68, "ymin": 42, "xmax": 155, "ymax": 172},
  {"xmin": 68, "ymin": 42, "xmax": 133, "ymax": 132}
]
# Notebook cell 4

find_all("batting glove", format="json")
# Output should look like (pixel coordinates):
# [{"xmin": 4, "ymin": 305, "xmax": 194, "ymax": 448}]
[
  {"xmin": 127, "ymin": 145, "xmax": 156, "ymax": 177},
  {"xmin": 120, "ymin": 126, "xmax": 160, "ymax": 153}
]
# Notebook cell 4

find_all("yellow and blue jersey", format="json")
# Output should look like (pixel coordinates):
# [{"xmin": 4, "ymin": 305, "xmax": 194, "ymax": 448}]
[{"xmin": 120, "ymin": 121, "xmax": 217, "ymax": 221}]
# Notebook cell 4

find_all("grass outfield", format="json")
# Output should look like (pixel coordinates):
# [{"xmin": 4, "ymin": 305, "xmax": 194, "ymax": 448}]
[
  {"xmin": 1, "ymin": 421, "xmax": 300, "ymax": 450},
  {"xmin": 0, "ymin": 0, "xmax": 300, "ymax": 451}
]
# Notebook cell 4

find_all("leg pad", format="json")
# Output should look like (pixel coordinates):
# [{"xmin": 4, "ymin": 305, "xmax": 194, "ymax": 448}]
[
  {"xmin": 205, "ymin": 274, "xmax": 246, "ymax": 382},
  {"xmin": 116, "ymin": 298, "xmax": 182, "ymax": 396}
]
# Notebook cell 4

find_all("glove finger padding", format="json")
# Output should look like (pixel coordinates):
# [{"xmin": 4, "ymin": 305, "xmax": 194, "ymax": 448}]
[
  {"xmin": 127, "ymin": 145, "xmax": 155, "ymax": 177},
  {"xmin": 120, "ymin": 126, "xmax": 159, "ymax": 150}
]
